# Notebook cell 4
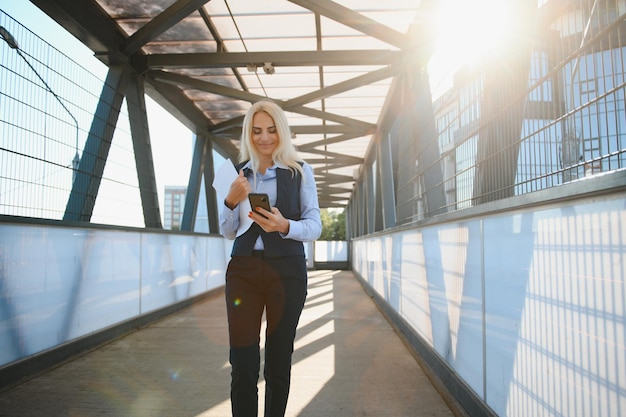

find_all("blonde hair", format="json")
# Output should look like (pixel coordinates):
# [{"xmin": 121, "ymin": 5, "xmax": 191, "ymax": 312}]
[{"xmin": 239, "ymin": 100, "xmax": 304, "ymax": 178}]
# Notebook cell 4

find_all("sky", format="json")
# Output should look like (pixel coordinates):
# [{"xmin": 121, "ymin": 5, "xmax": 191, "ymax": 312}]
[{"xmin": 1, "ymin": 1, "xmax": 195, "ymax": 225}]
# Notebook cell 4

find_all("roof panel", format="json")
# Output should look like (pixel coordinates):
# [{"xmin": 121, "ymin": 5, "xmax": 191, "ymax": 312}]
[
  {"xmin": 156, "ymin": 16, "xmax": 215, "ymax": 42},
  {"xmin": 359, "ymin": 10, "xmax": 419, "ymax": 30},
  {"xmin": 205, "ymin": 0, "xmax": 306, "ymax": 15},
  {"xmin": 222, "ymin": 38, "xmax": 318, "ymax": 51},
  {"xmin": 240, "ymin": 71, "xmax": 320, "ymax": 88},
  {"xmin": 210, "ymin": 15, "xmax": 317, "ymax": 46},
  {"xmin": 46, "ymin": 0, "xmax": 424, "ymax": 207},
  {"xmin": 233, "ymin": 15, "xmax": 316, "ymax": 41},
  {"xmin": 97, "ymin": 0, "xmax": 177, "ymax": 19},
  {"xmin": 320, "ymin": 35, "xmax": 398, "ymax": 50}
]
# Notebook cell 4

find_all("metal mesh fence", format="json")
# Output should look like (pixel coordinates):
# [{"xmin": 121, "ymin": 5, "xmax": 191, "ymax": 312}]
[
  {"xmin": 0, "ymin": 9, "xmax": 142, "ymax": 225},
  {"xmin": 391, "ymin": 0, "xmax": 626, "ymax": 225}
]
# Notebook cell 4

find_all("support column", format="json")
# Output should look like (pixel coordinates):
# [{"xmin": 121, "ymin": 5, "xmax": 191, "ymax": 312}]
[
  {"xmin": 180, "ymin": 133, "xmax": 205, "ymax": 232},
  {"xmin": 365, "ymin": 163, "xmax": 376, "ymax": 234},
  {"xmin": 412, "ymin": 69, "xmax": 446, "ymax": 217},
  {"xmin": 472, "ymin": 0, "xmax": 536, "ymax": 204},
  {"xmin": 202, "ymin": 139, "xmax": 219, "ymax": 234},
  {"xmin": 126, "ymin": 73, "xmax": 162, "ymax": 228},
  {"xmin": 64, "ymin": 66, "xmax": 129, "ymax": 222},
  {"xmin": 378, "ymin": 134, "xmax": 396, "ymax": 229}
]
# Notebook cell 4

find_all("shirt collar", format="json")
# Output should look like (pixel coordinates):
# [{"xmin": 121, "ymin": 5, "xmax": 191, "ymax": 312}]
[{"xmin": 243, "ymin": 161, "xmax": 288, "ymax": 171}]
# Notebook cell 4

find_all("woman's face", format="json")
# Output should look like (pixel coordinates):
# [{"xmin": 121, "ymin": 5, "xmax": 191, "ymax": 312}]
[{"xmin": 251, "ymin": 111, "xmax": 279, "ymax": 159}]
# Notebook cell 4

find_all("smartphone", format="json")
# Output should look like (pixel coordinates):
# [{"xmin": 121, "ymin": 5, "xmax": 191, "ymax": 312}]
[{"xmin": 248, "ymin": 193, "xmax": 271, "ymax": 218}]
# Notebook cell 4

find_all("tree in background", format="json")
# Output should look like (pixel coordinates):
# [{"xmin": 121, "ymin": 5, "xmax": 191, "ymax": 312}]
[{"xmin": 319, "ymin": 208, "xmax": 346, "ymax": 240}]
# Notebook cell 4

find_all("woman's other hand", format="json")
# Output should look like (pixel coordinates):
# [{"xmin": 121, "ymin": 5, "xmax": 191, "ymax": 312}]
[{"xmin": 225, "ymin": 169, "xmax": 251, "ymax": 209}]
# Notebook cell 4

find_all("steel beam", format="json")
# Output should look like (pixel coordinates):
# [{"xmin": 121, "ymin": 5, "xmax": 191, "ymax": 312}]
[
  {"xmin": 378, "ymin": 134, "xmax": 396, "ymax": 228},
  {"xmin": 64, "ymin": 67, "xmax": 130, "ymax": 222},
  {"xmin": 202, "ymin": 140, "xmax": 219, "ymax": 234},
  {"xmin": 181, "ymin": 134, "xmax": 206, "ymax": 232},
  {"xmin": 126, "ymin": 73, "xmax": 163, "ymax": 228},
  {"xmin": 123, "ymin": 0, "xmax": 211, "ymax": 55},
  {"xmin": 472, "ymin": 0, "xmax": 536, "ymax": 204},
  {"xmin": 144, "ymin": 50, "xmax": 402, "ymax": 69},
  {"xmin": 288, "ymin": 0, "xmax": 407, "ymax": 48}
]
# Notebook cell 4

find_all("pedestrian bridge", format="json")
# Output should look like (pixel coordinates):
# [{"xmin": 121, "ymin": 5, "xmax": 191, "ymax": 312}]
[
  {"xmin": 0, "ymin": 269, "xmax": 460, "ymax": 417},
  {"xmin": 1, "ymin": 2, "xmax": 626, "ymax": 417},
  {"xmin": 1, "ymin": 181, "xmax": 624, "ymax": 416}
]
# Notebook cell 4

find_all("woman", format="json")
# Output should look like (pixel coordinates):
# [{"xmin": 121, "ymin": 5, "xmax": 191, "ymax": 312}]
[{"xmin": 220, "ymin": 100, "xmax": 322, "ymax": 417}]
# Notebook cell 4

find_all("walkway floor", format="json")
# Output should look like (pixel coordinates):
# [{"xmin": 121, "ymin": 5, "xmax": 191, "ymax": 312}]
[{"xmin": 0, "ymin": 270, "xmax": 459, "ymax": 417}]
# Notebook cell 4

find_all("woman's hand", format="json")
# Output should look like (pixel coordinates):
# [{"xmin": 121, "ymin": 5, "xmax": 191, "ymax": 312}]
[
  {"xmin": 249, "ymin": 206, "xmax": 290, "ymax": 235},
  {"xmin": 225, "ymin": 169, "xmax": 251, "ymax": 209}
]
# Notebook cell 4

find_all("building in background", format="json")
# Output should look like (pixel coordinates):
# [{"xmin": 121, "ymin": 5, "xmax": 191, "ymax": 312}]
[{"xmin": 163, "ymin": 186, "xmax": 186, "ymax": 230}]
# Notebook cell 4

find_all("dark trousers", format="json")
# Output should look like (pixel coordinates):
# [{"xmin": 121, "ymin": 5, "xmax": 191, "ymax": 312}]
[{"xmin": 225, "ymin": 254, "xmax": 308, "ymax": 417}]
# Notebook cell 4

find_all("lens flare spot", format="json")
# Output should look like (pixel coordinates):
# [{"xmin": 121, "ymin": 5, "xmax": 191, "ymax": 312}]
[{"xmin": 233, "ymin": 298, "xmax": 241, "ymax": 307}]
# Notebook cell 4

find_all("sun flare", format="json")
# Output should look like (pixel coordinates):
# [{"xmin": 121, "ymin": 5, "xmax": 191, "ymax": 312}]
[{"xmin": 427, "ymin": 0, "xmax": 515, "ymax": 97}]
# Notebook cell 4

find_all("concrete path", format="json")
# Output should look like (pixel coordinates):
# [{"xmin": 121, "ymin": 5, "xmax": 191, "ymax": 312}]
[{"xmin": 0, "ymin": 270, "xmax": 459, "ymax": 417}]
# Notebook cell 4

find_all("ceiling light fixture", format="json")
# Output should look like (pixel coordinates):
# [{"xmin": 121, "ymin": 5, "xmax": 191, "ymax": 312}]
[{"xmin": 263, "ymin": 62, "xmax": 275, "ymax": 75}]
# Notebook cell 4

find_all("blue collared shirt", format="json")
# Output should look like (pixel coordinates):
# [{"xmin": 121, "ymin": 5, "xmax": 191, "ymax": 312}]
[{"xmin": 219, "ymin": 161, "xmax": 322, "ymax": 250}]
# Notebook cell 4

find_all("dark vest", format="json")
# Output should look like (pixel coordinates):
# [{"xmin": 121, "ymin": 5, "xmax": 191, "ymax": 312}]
[{"xmin": 231, "ymin": 161, "xmax": 304, "ymax": 257}]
